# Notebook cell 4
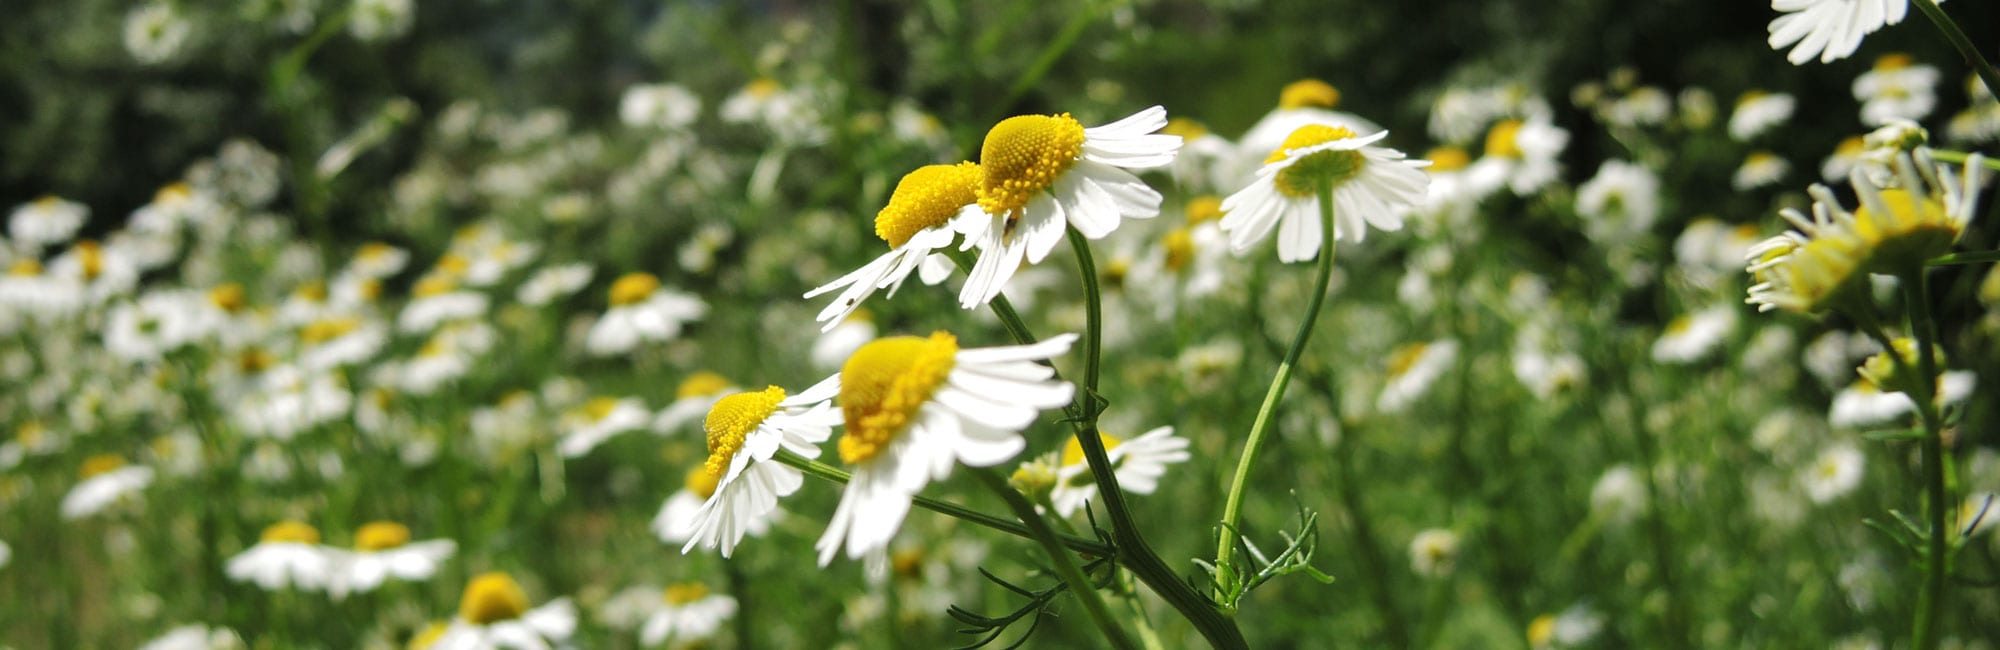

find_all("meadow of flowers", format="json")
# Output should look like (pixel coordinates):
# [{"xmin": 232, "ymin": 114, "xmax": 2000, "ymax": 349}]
[{"xmin": 5, "ymin": 0, "xmax": 2000, "ymax": 648}]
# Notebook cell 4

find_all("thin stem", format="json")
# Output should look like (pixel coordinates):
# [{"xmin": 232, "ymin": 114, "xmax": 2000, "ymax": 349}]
[
  {"xmin": 773, "ymin": 450, "xmax": 1113, "ymax": 557},
  {"xmin": 1927, "ymin": 250, "xmax": 2000, "ymax": 267},
  {"xmin": 1909, "ymin": 0, "xmax": 2000, "ymax": 101},
  {"xmin": 948, "ymin": 247, "xmax": 1250, "ymax": 649},
  {"xmin": 1215, "ymin": 182, "xmax": 1339, "ymax": 581},
  {"xmin": 1902, "ymin": 272, "xmax": 1951, "ymax": 650},
  {"xmin": 1927, "ymin": 151, "xmax": 2000, "ymax": 174},
  {"xmin": 968, "ymin": 468, "xmax": 1138, "ymax": 650}
]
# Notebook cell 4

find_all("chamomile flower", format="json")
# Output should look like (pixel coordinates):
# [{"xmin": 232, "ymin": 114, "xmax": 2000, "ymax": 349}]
[
  {"xmin": 1854, "ymin": 53, "xmax": 1940, "ymax": 126},
  {"xmin": 297, "ymin": 316, "xmax": 389, "ymax": 371},
  {"xmin": 1162, "ymin": 118, "xmax": 1237, "ymax": 193},
  {"xmin": 138, "ymin": 624, "xmax": 243, "ymax": 650},
  {"xmin": 349, "ymin": 0, "xmax": 414, "ymax": 41},
  {"xmin": 9, "ymin": 196, "xmax": 89, "ymax": 249},
  {"xmin": 103, "ymin": 289, "xmax": 231, "ymax": 362},
  {"xmin": 343, "ymin": 242, "xmax": 410, "ymax": 280},
  {"xmin": 1590, "ymin": 465, "xmax": 1648, "ymax": 527},
  {"xmin": 1729, "ymin": 91, "xmax": 1797, "ymax": 140},
  {"xmin": 123, "ymin": 2, "xmax": 193, "ymax": 64},
  {"xmin": 653, "ymin": 371, "xmax": 737, "ymax": 434},
  {"xmin": 957, "ymin": 107, "xmax": 1180, "ymax": 308},
  {"xmin": 1768, "ymin": 0, "xmax": 1924, "ymax": 65},
  {"xmin": 816, "ymin": 332, "xmax": 1076, "ymax": 565},
  {"xmin": 1047, "ymin": 427, "xmax": 1189, "ymax": 517},
  {"xmin": 428, "ymin": 572, "xmax": 578, "ymax": 650},
  {"xmin": 619, "ymin": 83, "xmax": 702, "ymax": 131},
  {"xmin": 1218, "ymin": 124, "xmax": 1429, "ymax": 261},
  {"xmin": 1801, "ymin": 443, "xmax": 1866, "ymax": 503},
  {"xmin": 1829, "ymin": 370, "xmax": 1977, "ymax": 428},
  {"xmin": 1823, "ymin": 136, "xmax": 1870, "ymax": 183},
  {"xmin": 1408, "ymin": 528, "xmax": 1460, "ymax": 578},
  {"xmin": 639, "ymin": 583, "xmax": 738, "ymax": 647},
  {"xmin": 586, "ymin": 272, "xmax": 707, "ymax": 356},
  {"xmin": 226, "ymin": 522, "xmax": 335, "ymax": 591},
  {"xmin": 676, "ymin": 378, "xmax": 839, "ymax": 556},
  {"xmin": 61, "ymin": 454, "xmax": 155, "ymax": 519},
  {"xmin": 1467, "ymin": 112, "xmax": 1569, "ymax": 196},
  {"xmin": 1377, "ymin": 340, "xmax": 1459, "ymax": 414},
  {"xmin": 1747, "ymin": 149, "xmax": 1988, "ymax": 314},
  {"xmin": 328, "ymin": 521, "xmax": 456, "ymax": 599},
  {"xmin": 233, "ymin": 366, "xmax": 353, "ymax": 440},
  {"xmin": 557, "ymin": 396, "xmax": 651, "ymax": 458},
  {"xmin": 1734, "ymin": 151, "xmax": 1792, "ymax": 190},
  {"xmin": 1575, "ymin": 160, "xmax": 1661, "ymax": 244},
  {"xmin": 515, "ymin": 263, "xmax": 593, "ymax": 306},
  {"xmin": 806, "ymin": 163, "xmax": 983, "ymax": 330},
  {"xmin": 399, "ymin": 274, "xmax": 490, "ymax": 334},
  {"xmin": 1230, "ymin": 79, "xmax": 1384, "ymax": 186},
  {"xmin": 1651, "ymin": 305, "xmax": 1739, "ymax": 364}
]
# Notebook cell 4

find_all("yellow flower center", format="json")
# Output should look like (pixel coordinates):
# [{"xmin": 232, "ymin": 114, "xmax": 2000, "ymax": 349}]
[
  {"xmin": 81, "ymin": 454, "xmax": 126, "ymax": 478},
  {"xmin": 1101, "ymin": 257, "xmax": 1131, "ymax": 290},
  {"xmin": 435, "ymin": 254, "xmax": 471, "ymax": 277},
  {"xmin": 876, "ymin": 163, "xmax": 982, "ymax": 248},
  {"xmin": 239, "ymin": 348, "xmax": 275, "ymax": 374},
  {"xmin": 7, "ymin": 259, "xmax": 42, "ymax": 276},
  {"xmin": 155, "ymin": 182, "xmax": 193, "ymax": 204},
  {"xmin": 745, "ymin": 78, "xmax": 782, "ymax": 99},
  {"xmin": 1834, "ymin": 136, "xmax": 1866, "ymax": 157},
  {"xmin": 703, "ymin": 386, "xmax": 786, "ymax": 476},
  {"xmin": 294, "ymin": 282, "xmax": 329, "ymax": 303},
  {"xmin": 459, "ymin": 572, "xmax": 530, "ymax": 624},
  {"xmin": 580, "ymin": 396, "xmax": 623, "ymax": 422},
  {"xmin": 1060, "ymin": 432, "xmax": 1125, "ymax": 467},
  {"xmin": 17, "ymin": 422, "xmax": 45, "ymax": 446},
  {"xmin": 1485, "ymin": 119, "xmax": 1525, "ymax": 159},
  {"xmin": 412, "ymin": 274, "xmax": 456, "ymax": 298},
  {"xmin": 1269, "ymin": 125, "xmax": 1366, "ymax": 199},
  {"xmin": 299, "ymin": 318, "xmax": 362, "ymax": 345},
  {"xmin": 1386, "ymin": 342, "xmax": 1430, "ymax": 379},
  {"xmin": 261, "ymin": 521, "xmax": 322, "ymax": 544},
  {"xmin": 1162, "ymin": 228, "xmax": 1195, "ymax": 272},
  {"xmin": 685, "ymin": 462, "xmax": 723, "ymax": 500},
  {"xmin": 609, "ymin": 272, "xmax": 660, "ymax": 306},
  {"xmin": 676, "ymin": 371, "xmax": 733, "ymax": 399},
  {"xmin": 1665, "ymin": 315, "xmax": 1694, "ymax": 336},
  {"xmin": 1854, "ymin": 189, "xmax": 1959, "ymax": 271},
  {"xmin": 978, "ymin": 114, "xmax": 1086, "ymax": 216},
  {"xmin": 408, "ymin": 622, "xmax": 448, "ymax": 650},
  {"xmin": 1527, "ymin": 614, "xmax": 1557, "ymax": 647},
  {"xmin": 892, "ymin": 548, "xmax": 926, "ymax": 580},
  {"xmin": 358, "ymin": 243, "xmax": 398, "ymax": 262},
  {"xmin": 1745, "ymin": 151, "xmax": 1779, "ymax": 166},
  {"xmin": 1279, "ymin": 79, "xmax": 1341, "ymax": 109},
  {"xmin": 663, "ymin": 582, "xmax": 710, "ymax": 606},
  {"xmin": 1875, "ymin": 53, "xmax": 1915, "ymax": 71},
  {"xmin": 1425, "ymin": 146, "xmax": 1471, "ymax": 172},
  {"xmin": 1185, "ymin": 196, "xmax": 1224, "ymax": 224},
  {"xmin": 355, "ymin": 521, "xmax": 412, "ymax": 551},
  {"xmin": 838, "ymin": 332, "xmax": 959, "ymax": 464},
  {"xmin": 1736, "ymin": 90, "xmax": 1768, "ymax": 107},
  {"xmin": 208, "ymin": 283, "xmax": 246, "ymax": 312},
  {"xmin": 1162, "ymin": 117, "xmax": 1209, "ymax": 140},
  {"xmin": 76, "ymin": 241, "xmax": 104, "ymax": 281}
]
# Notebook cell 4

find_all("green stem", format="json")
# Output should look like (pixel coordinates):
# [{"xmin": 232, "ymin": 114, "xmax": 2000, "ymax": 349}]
[
  {"xmin": 1927, "ymin": 250, "xmax": 2000, "ymax": 267},
  {"xmin": 948, "ymin": 248, "xmax": 1249, "ymax": 649},
  {"xmin": 1902, "ymin": 272, "xmax": 1952, "ymax": 650},
  {"xmin": 1926, "ymin": 151, "xmax": 2000, "ymax": 174},
  {"xmin": 1908, "ymin": 0, "xmax": 2000, "ymax": 101},
  {"xmin": 969, "ymin": 468, "xmax": 1138, "ymax": 650},
  {"xmin": 772, "ymin": 450, "xmax": 1112, "ymax": 557},
  {"xmin": 1215, "ymin": 182, "xmax": 1339, "ymax": 583}
]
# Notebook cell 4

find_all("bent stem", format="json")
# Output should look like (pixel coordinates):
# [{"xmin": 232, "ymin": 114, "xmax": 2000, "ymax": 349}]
[
  {"xmin": 1900, "ymin": 272, "xmax": 1952, "ymax": 650},
  {"xmin": 969, "ymin": 468, "xmax": 1139, "ymax": 650},
  {"xmin": 1214, "ymin": 181, "xmax": 1339, "ymax": 589},
  {"xmin": 1909, "ymin": 0, "xmax": 2000, "ymax": 100},
  {"xmin": 772, "ymin": 450, "xmax": 1113, "ymax": 557}
]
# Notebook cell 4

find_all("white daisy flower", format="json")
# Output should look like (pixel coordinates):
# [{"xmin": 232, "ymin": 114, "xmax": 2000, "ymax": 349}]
[
  {"xmin": 1529, "ymin": 605, "xmax": 1605, "ymax": 649},
  {"xmin": 1854, "ymin": 53, "xmax": 1940, "ymax": 126},
  {"xmin": 806, "ymin": 163, "xmax": 983, "ymax": 331},
  {"xmin": 1590, "ymin": 465, "xmax": 1648, "ymax": 527},
  {"xmin": 1801, "ymin": 443, "xmax": 1867, "ymax": 503},
  {"xmin": 103, "ymin": 289, "xmax": 231, "ymax": 362},
  {"xmin": 48, "ymin": 240, "xmax": 140, "ymax": 304},
  {"xmin": 1575, "ymin": 160, "xmax": 1662, "ymax": 244},
  {"xmin": 399, "ymin": 275, "xmax": 491, "ymax": 334},
  {"xmin": 349, "ymin": 0, "xmax": 414, "ymax": 42},
  {"xmin": 123, "ymin": 3, "xmax": 194, "ymax": 65},
  {"xmin": 1822, "ymin": 135, "xmax": 1870, "ymax": 182},
  {"xmin": 137, "ymin": 624, "xmax": 243, "ymax": 650},
  {"xmin": 676, "ymin": 378, "xmax": 840, "ymax": 556},
  {"xmin": 639, "ymin": 583, "xmax": 738, "ymax": 647},
  {"xmin": 957, "ymin": 106, "xmax": 1181, "ymax": 308},
  {"xmin": 226, "ymin": 522, "xmax": 336, "ymax": 591},
  {"xmin": 1652, "ymin": 305, "xmax": 1739, "ymax": 364},
  {"xmin": 813, "ymin": 312, "xmax": 877, "ymax": 370},
  {"xmin": 396, "ymin": 322, "xmax": 496, "ymax": 395},
  {"xmin": 1408, "ymin": 528, "xmax": 1460, "ymax": 578},
  {"xmin": 0, "ymin": 539, "xmax": 9, "ymax": 570},
  {"xmin": 1768, "ymin": 0, "xmax": 1925, "ymax": 65},
  {"xmin": 1161, "ymin": 118, "xmax": 1238, "ymax": 193},
  {"xmin": 233, "ymin": 366, "xmax": 353, "ymax": 441},
  {"xmin": 1048, "ymin": 427, "xmax": 1189, "ymax": 518},
  {"xmin": 0, "ymin": 257, "xmax": 85, "ymax": 321},
  {"xmin": 719, "ymin": 78, "xmax": 828, "ymax": 144},
  {"xmin": 344, "ymin": 242, "xmax": 410, "ymax": 279},
  {"xmin": 1829, "ymin": 370, "xmax": 1977, "ymax": 428},
  {"xmin": 650, "ymin": 467, "xmax": 716, "ymax": 546},
  {"xmin": 328, "ymin": 521, "xmax": 456, "ymax": 599},
  {"xmin": 1674, "ymin": 218, "xmax": 1765, "ymax": 286},
  {"xmin": 515, "ymin": 263, "xmax": 593, "ymax": 306},
  {"xmin": 1377, "ymin": 340, "xmax": 1459, "ymax": 414},
  {"xmin": 652, "ymin": 371, "xmax": 737, "ymax": 435},
  {"xmin": 1729, "ymin": 91, "xmax": 1798, "ymax": 140},
  {"xmin": 1466, "ymin": 112, "xmax": 1569, "ymax": 196},
  {"xmin": 620, "ymin": 83, "xmax": 702, "ymax": 130},
  {"xmin": 816, "ymin": 332, "xmax": 1077, "ymax": 565},
  {"xmin": 1734, "ymin": 151, "xmax": 1792, "ymax": 190},
  {"xmin": 586, "ymin": 272, "xmax": 707, "ymax": 356},
  {"xmin": 427, "ymin": 573, "xmax": 578, "ymax": 650},
  {"xmin": 296, "ymin": 316, "xmax": 389, "ymax": 371},
  {"xmin": 557, "ymin": 396, "xmax": 651, "ymax": 458},
  {"xmin": 1219, "ymin": 123, "xmax": 1429, "ymax": 262},
  {"xmin": 1227, "ymin": 80, "xmax": 1384, "ymax": 188},
  {"xmin": 8, "ymin": 195, "xmax": 89, "ymax": 249},
  {"xmin": 60, "ymin": 455, "xmax": 155, "ymax": 519}
]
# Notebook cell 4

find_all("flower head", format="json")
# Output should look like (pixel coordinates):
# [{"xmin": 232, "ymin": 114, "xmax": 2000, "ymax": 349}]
[
  {"xmin": 1218, "ymin": 124, "xmax": 1428, "ymax": 262},
  {"xmin": 676, "ymin": 377, "xmax": 839, "ymax": 557},
  {"xmin": 807, "ymin": 163, "xmax": 983, "ymax": 330}
]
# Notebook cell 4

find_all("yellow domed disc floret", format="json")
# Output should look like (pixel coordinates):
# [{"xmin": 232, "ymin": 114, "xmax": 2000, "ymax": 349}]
[
  {"xmin": 261, "ymin": 521, "xmax": 322, "ymax": 544},
  {"xmin": 608, "ymin": 272, "xmax": 661, "ymax": 307},
  {"xmin": 1162, "ymin": 228, "xmax": 1195, "ymax": 272},
  {"xmin": 1854, "ymin": 189, "xmax": 1960, "ymax": 272},
  {"xmin": 978, "ymin": 114, "xmax": 1087, "ymax": 217},
  {"xmin": 1485, "ymin": 119, "xmax": 1525, "ymax": 159},
  {"xmin": 838, "ymin": 332, "xmax": 960, "ymax": 464},
  {"xmin": 702, "ymin": 386, "xmax": 786, "ymax": 476},
  {"xmin": 1425, "ymin": 146, "xmax": 1471, "ymax": 172},
  {"xmin": 355, "ymin": 521, "xmax": 411, "ymax": 551},
  {"xmin": 80, "ymin": 454, "xmax": 127, "ymax": 479},
  {"xmin": 1279, "ymin": 79, "xmax": 1341, "ymax": 109},
  {"xmin": 663, "ymin": 582, "xmax": 710, "ymax": 606},
  {"xmin": 876, "ymin": 163, "xmax": 982, "ymax": 248},
  {"xmin": 676, "ymin": 371, "xmax": 732, "ymax": 399},
  {"xmin": 1185, "ymin": 195, "xmax": 1224, "ymax": 224},
  {"xmin": 1269, "ymin": 125, "xmax": 1366, "ymax": 199},
  {"xmin": 1061, "ymin": 432, "xmax": 1124, "ymax": 467},
  {"xmin": 459, "ymin": 572, "xmax": 531, "ymax": 624}
]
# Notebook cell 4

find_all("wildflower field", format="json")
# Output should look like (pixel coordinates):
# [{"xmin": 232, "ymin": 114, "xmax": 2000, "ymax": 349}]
[{"xmin": 7, "ymin": 0, "xmax": 2000, "ymax": 647}]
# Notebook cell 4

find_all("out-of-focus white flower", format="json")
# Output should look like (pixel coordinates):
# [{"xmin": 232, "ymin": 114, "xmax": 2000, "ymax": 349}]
[
  {"xmin": 1801, "ymin": 443, "xmax": 1866, "ymax": 503},
  {"xmin": 557, "ymin": 397, "xmax": 651, "ymax": 458},
  {"xmin": 639, "ymin": 583, "xmax": 738, "ymax": 647},
  {"xmin": 812, "ymin": 312, "xmax": 876, "ymax": 370},
  {"xmin": 1048, "ymin": 427, "xmax": 1189, "ymax": 517},
  {"xmin": 233, "ymin": 366, "xmax": 353, "ymax": 440},
  {"xmin": 1575, "ymin": 160, "xmax": 1661, "ymax": 243},
  {"xmin": 1408, "ymin": 528, "xmax": 1460, "ymax": 578},
  {"xmin": 620, "ymin": 83, "xmax": 702, "ymax": 130},
  {"xmin": 516, "ymin": 263, "xmax": 594, "ymax": 307},
  {"xmin": 1467, "ymin": 112, "xmax": 1569, "ymax": 196},
  {"xmin": 1226, "ymin": 79, "xmax": 1383, "ymax": 188},
  {"xmin": 9, "ymin": 196, "xmax": 88, "ymax": 249},
  {"xmin": 586, "ymin": 272, "xmax": 706, "ymax": 356},
  {"xmin": 426, "ymin": 573, "xmax": 577, "ymax": 650},
  {"xmin": 327, "ymin": 521, "xmax": 455, "ymax": 599},
  {"xmin": 1377, "ymin": 340, "xmax": 1459, "ymax": 413},
  {"xmin": 226, "ymin": 522, "xmax": 335, "ymax": 591},
  {"xmin": 124, "ymin": 3, "xmax": 193, "ymax": 65},
  {"xmin": 1830, "ymin": 370, "xmax": 1977, "ymax": 428},
  {"xmin": 1730, "ymin": 91, "xmax": 1797, "ymax": 140},
  {"xmin": 138, "ymin": 624, "xmax": 244, "ymax": 650},
  {"xmin": 61, "ymin": 455, "xmax": 155, "ymax": 519},
  {"xmin": 1590, "ymin": 465, "xmax": 1647, "ymax": 527},
  {"xmin": 1854, "ymin": 53, "xmax": 1940, "ymax": 126},
  {"xmin": 1734, "ymin": 151, "xmax": 1792, "ymax": 190},
  {"xmin": 1652, "ymin": 305, "xmax": 1739, "ymax": 364},
  {"xmin": 349, "ymin": 0, "xmax": 414, "ymax": 41}
]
